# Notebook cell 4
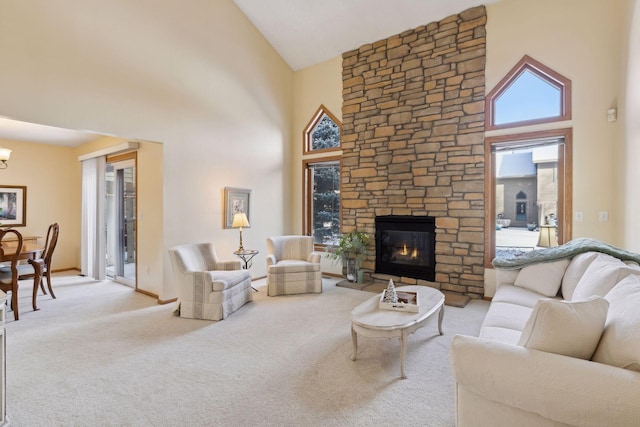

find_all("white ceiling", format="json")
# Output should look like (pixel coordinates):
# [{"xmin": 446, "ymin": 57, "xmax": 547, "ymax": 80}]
[
  {"xmin": 0, "ymin": 0, "xmax": 496, "ymax": 146},
  {"xmin": 0, "ymin": 117, "xmax": 101, "ymax": 147},
  {"xmin": 234, "ymin": 0, "xmax": 498, "ymax": 71}
]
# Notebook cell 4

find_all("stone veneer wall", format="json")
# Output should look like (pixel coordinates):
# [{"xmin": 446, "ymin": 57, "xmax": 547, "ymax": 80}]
[{"xmin": 340, "ymin": 6, "xmax": 486, "ymax": 298}]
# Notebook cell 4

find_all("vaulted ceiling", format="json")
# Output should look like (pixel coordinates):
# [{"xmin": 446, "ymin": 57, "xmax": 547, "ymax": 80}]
[
  {"xmin": 0, "ymin": 0, "xmax": 497, "ymax": 145},
  {"xmin": 233, "ymin": 0, "xmax": 498, "ymax": 70}
]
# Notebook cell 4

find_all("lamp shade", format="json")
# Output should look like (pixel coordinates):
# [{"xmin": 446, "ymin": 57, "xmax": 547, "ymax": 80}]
[
  {"xmin": 537, "ymin": 225, "xmax": 558, "ymax": 248},
  {"xmin": 232, "ymin": 212, "xmax": 250, "ymax": 228},
  {"xmin": 0, "ymin": 147, "xmax": 11, "ymax": 161}
]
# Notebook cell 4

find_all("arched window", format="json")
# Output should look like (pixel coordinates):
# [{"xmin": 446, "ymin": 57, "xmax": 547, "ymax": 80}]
[
  {"xmin": 486, "ymin": 55, "xmax": 571, "ymax": 130},
  {"xmin": 304, "ymin": 105, "xmax": 341, "ymax": 154},
  {"xmin": 303, "ymin": 105, "xmax": 342, "ymax": 246}
]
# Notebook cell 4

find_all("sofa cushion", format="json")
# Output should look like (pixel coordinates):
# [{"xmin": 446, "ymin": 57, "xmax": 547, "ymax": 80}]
[
  {"xmin": 479, "ymin": 298, "xmax": 535, "ymax": 346},
  {"xmin": 561, "ymin": 251, "xmax": 600, "ymax": 300},
  {"xmin": 571, "ymin": 253, "xmax": 637, "ymax": 301},
  {"xmin": 492, "ymin": 283, "xmax": 550, "ymax": 309},
  {"xmin": 267, "ymin": 260, "xmax": 320, "ymax": 274},
  {"xmin": 514, "ymin": 259, "xmax": 570, "ymax": 297},
  {"xmin": 592, "ymin": 274, "xmax": 640, "ymax": 371},
  {"xmin": 517, "ymin": 296, "xmax": 609, "ymax": 360}
]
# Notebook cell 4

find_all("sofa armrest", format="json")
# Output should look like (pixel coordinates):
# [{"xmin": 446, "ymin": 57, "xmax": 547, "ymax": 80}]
[
  {"xmin": 308, "ymin": 252, "xmax": 321, "ymax": 264},
  {"xmin": 214, "ymin": 260, "xmax": 241, "ymax": 271},
  {"xmin": 450, "ymin": 334, "xmax": 640, "ymax": 427},
  {"xmin": 266, "ymin": 254, "xmax": 277, "ymax": 267},
  {"xmin": 177, "ymin": 271, "xmax": 214, "ymax": 299}
]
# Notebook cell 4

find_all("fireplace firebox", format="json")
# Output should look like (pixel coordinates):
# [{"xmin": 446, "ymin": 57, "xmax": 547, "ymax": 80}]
[{"xmin": 375, "ymin": 215, "xmax": 436, "ymax": 281}]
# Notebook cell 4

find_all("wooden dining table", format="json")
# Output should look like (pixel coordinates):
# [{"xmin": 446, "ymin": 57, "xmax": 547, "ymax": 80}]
[{"xmin": 0, "ymin": 241, "xmax": 44, "ymax": 313}]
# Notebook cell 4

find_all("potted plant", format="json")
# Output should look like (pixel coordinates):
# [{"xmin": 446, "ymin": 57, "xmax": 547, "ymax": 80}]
[{"xmin": 328, "ymin": 231, "xmax": 370, "ymax": 282}]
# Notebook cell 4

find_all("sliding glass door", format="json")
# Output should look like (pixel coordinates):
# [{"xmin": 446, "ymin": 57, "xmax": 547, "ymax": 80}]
[{"xmin": 105, "ymin": 155, "xmax": 136, "ymax": 287}]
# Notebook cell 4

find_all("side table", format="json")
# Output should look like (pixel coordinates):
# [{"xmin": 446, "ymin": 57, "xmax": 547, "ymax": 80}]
[{"xmin": 233, "ymin": 249, "xmax": 259, "ymax": 291}]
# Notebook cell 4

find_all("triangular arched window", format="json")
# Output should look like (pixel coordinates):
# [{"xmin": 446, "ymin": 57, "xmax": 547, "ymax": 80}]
[
  {"xmin": 486, "ymin": 55, "xmax": 571, "ymax": 130},
  {"xmin": 304, "ymin": 105, "xmax": 341, "ymax": 154}
]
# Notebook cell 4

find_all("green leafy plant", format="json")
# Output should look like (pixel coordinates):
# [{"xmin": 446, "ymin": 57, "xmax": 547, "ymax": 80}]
[{"xmin": 327, "ymin": 231, "xmax": 370, "ymax": 272}]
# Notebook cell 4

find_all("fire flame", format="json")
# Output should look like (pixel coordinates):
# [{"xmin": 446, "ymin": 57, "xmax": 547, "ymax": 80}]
[{"xmin": 399, "ymin": 243, "xmax": 419, "ymax": 259}]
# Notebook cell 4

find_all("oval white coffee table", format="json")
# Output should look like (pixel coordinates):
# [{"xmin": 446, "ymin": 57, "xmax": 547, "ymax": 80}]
[{"xmin": 350, "ymin": 285, "xmax": 445, "ymax": 379}]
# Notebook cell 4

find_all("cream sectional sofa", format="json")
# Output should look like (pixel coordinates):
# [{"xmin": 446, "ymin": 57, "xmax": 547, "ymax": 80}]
[{"xmin": 450, "ymin": 239, "xmax": 640, "ymax": 427}]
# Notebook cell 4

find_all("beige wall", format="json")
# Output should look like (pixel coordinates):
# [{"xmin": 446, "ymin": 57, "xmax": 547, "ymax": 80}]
[
  {"xmin": 136, "ymin": 141, "xmax": 164, "ymax": 297},
  {"xmin": 76, "ymin": 136, "xmax": 164, "ymax": 297},
  {"xmin": 0, "ymin": 0, "xmax": 293, "ymax": 300},
  {"xmin": 0, "ymin": 138, "xmax": 80, "ymax": 271},
  {"xmin": 621, "ymin": 0, "xmax": 640, "ymax": 252}
]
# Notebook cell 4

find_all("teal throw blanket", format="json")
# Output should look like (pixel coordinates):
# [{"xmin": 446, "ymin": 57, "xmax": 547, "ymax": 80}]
[{"xmin": 492, "ymin": 237, "xmax": 640, "ymax": 270}]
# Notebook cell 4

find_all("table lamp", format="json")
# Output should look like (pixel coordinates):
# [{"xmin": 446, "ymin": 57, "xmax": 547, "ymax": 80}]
[
  {"xmin": 537, "ymin": 225, "xmax": 558, "ymax": 248},
  {"xmin": 232, "ymin": 212, "xmax": 250, "ymax": 252}
]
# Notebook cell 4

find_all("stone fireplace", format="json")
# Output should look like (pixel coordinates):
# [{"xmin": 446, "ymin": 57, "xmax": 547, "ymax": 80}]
[
  {"xmin": 375, "ymin": 215, "xmax": 436, "ymax": 281},
  {"xmin": 340, "ymin": 6, "xmax": 487, "ymax": 298}
]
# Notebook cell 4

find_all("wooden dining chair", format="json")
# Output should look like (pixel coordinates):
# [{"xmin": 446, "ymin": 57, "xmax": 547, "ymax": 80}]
[
  {"xmin": 0, "ymin": 229, "xmax": 23, "ymax": 320},
  {"xmin": 21, "ymin": 223, "xmax": 60, "ymax": 299}
]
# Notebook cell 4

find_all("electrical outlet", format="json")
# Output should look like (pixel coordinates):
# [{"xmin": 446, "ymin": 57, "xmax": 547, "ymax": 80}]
[
  {"xmin": 575, "ymin": 211, "xmax": 584, "ymax": 221},
  {"xmin": 598, "ymin": 211, "xmax": 609, "ymax": 222}
]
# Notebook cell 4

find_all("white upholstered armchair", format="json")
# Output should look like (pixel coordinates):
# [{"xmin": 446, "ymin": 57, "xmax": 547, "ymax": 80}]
[
  {"xmin": 266, "ymin": 236, "xmax": 322, "ymax": 296},
  {"xmin": 169, "ymin": 243, "xmax": 252, "ymax": 320}
]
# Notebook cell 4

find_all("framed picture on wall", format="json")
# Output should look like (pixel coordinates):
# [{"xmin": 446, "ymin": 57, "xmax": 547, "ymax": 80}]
[
  {"xmin": 0, "ymin": 185, "xmax": 26, "ymax": 227},
  {"xmin": 224, "ymin": 187, "xmax": 251, "ymax": 229}
]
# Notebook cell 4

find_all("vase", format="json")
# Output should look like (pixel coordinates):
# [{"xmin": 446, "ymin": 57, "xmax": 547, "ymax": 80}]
[{"xmin": 346, "ymin": 258, "xmax": 356, "ymax": 282}]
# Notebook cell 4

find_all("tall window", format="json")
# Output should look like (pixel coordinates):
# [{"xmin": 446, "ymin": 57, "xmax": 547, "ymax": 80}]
[
  {"xmin": 303, "ymin": 105, "xmax": 341, "ymax": 246},
  {"xmin": 485, "ymin": 56, "xmax": 572, "ymax": 266}
]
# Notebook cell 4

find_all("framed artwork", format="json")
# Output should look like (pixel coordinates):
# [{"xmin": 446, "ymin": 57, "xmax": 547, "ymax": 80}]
[
  {"xmin": 224, "ymin": 187, "xmax": 251, "ymax": 229},
  {"xmin": 0, "ymin": 185, "xmax": 26, "ymax": 227}
]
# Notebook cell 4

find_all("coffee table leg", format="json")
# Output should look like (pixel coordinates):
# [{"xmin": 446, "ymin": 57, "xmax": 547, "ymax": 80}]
[
  {"xmin": 438, "ymin": 306, "xmax": 444, "ymax": 335},
  {"xmin": 350, "ymin": 324, "xmax": 357, "ymax": 361},
  {"xmin": 400, "ymin": 329, "xmax": 408, "ymax": 379}
]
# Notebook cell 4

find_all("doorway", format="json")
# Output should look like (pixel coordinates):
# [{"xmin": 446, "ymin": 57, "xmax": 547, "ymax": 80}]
[
  {"xmin": 485, "ymin": 128, "xmax": 573, "ymax": 266},
  {"xmin": 105, "ymin": 153, "xmax": 137, "ymax": 287}
]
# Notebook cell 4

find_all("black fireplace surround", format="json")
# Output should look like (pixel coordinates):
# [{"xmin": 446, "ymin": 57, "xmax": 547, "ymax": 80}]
[{"xmin": 375, "ymin": 215, "xmax": 436, "ymax": 281}]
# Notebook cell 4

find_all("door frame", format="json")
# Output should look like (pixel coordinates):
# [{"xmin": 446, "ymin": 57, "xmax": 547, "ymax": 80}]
[
  {"xmin": 106, "ymin": 152, "xmax": 138, "ymax": 288},
  {"xmin": 484, "ymin": 128, "xmax": 573, "ymax": 267}
]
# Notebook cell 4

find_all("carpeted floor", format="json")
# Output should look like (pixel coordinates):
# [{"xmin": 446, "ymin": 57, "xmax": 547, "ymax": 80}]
[{"xmin": 4, "ymin": 274, "xmax": 488, "ymax": 426}]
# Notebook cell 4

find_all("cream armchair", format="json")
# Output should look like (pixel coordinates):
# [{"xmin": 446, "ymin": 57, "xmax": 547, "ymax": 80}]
[
  {"xmin": 169, "ymin": 243, "xmax": 252, "ymax": 320},
  {"xmin": 266, "ymin": 235, "xmax": 322, "ymax": 296}
]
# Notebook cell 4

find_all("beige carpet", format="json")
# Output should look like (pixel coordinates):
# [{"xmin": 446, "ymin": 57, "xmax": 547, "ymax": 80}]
[
  {"xmin": 5, "ymin": 274, "xmax": 488, "ymax": 426},
  {"xmin": 336, "ymin": 280, "xmax": 472, "ymax": 308}
]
